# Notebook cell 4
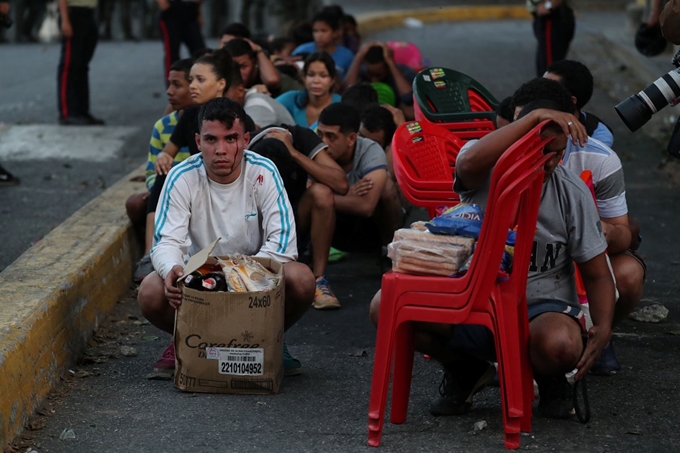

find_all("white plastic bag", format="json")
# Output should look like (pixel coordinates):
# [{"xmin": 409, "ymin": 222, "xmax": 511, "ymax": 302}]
[{"xmin": 38, "ymin": 1, "xmax": 60, "ymax": 43}]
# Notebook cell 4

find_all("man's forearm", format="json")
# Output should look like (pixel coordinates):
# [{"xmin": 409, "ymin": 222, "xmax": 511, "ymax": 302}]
[
  {"xmin": 256, "ymin": 51, "xmax": 281, "ymax": 90},
  {"xmin": 387, "ymin": 60, "xmax": 412, "ymax": 96},
  {"xmin": 579, "ymin": 254, "xmax": 616, "ymax": 329},
  {"xmin": 604, "ymin": 222, "xmax": 632, "ymax": 254},
  {"xmin": 334, "ymin": 193, "xmax": 376, "ymax": 217},
  {"xmin": 58, "ymin": 0, "xmax": 69, "ymax": 20},
  {"xmin": 289, "ymin": 148, "xmax": 348, "ymax": 195}
]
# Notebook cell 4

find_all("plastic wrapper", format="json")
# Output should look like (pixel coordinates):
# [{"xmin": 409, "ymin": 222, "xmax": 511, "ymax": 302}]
[
  {"xmin": 388, "ymin": 229, "xmax": 474, "ymax": 277},
  {"xmin": 217, "ymin": 254, "xmax": 281, "ymax": 292},
  {"xmin": 425, "ymin": 203, "xmax": 484, "ymax": 238}
]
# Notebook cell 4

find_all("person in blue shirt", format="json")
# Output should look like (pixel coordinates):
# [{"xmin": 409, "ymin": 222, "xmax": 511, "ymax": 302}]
[
  {"xmin": 292, "ymin": 10, "xmax": 355, "ymax": 79},
  {"xmin": 276, "ymin": 52, "xmax": 341, "ymax": 129}
]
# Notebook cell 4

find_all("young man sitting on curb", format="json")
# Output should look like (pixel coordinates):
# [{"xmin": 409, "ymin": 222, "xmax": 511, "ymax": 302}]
[
  {"xmin": 369, "ymin": 102, "xmax": 617, "ymax": 419},
  {"xmin": 512, "ymin": 77, "xmax": 645, "ymax": 375},
  {"xmin": 138, "ymin": 98, "xmax": 315, "ymax": 376},
  {"xmin": 317, "ymin": 104, "xmax": 404, "ymax": 292},
  {"xmin": 127, "ymin": 58, "xmax": 195, "ymax": 282}
]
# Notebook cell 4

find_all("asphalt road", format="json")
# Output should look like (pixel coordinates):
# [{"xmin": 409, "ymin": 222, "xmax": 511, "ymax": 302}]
[{"xmin": 5, "ymin": 11, "xmax": 680, "ymax": 453}]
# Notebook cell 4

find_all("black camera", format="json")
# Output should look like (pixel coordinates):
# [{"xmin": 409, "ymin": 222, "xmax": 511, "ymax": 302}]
[
  {"xmin": 0, "ymin": 13, "xmax": 12, "ymax": 29},
  {"xmin": 615, "ymin": 49, "xmax": 680, "ymax": 132}
]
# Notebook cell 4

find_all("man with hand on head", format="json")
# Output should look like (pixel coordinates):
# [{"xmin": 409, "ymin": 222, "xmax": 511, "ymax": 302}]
[
  {"xmin": 370, "ymin": 100, "xmax": 616, "ymax": 420},
  {"xmin": 138, "ymin": 98, "xmax": 315, "ymax": 377}
]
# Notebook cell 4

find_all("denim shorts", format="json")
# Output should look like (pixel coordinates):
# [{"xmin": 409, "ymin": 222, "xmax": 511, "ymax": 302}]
[{"xmin": 447, "ymin": 299, "xmax": 586, "ymax": 362}]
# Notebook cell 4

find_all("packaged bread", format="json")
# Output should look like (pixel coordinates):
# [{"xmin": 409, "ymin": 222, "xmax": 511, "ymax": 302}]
[{"xmin": 217, "ymin": 255, "xmax": 280, "ymax": 292}]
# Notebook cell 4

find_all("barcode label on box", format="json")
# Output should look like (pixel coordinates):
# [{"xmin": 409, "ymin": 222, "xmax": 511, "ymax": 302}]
[{"xmin": 217, "ymin": 348, "xmax": 264, "ymax": 376}]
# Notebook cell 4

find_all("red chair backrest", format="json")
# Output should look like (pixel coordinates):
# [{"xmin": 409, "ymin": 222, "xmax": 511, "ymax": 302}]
[
  {"xmin": 460, "ymin": 122, "xmax": 554, "ymax": 309},
  {"xmin": 391, "ymin": 121, "xmax": 463, "ymax": 186}
]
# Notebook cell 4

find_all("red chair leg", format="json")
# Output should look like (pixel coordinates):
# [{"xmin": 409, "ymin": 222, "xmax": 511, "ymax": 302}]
[
  {"xmin": 390, "ymin": 320, "xmax": 415, "ymax": 424},
  {"xmin": 367, "ymin": 285, "xmax": 399, "ymax": 447}
]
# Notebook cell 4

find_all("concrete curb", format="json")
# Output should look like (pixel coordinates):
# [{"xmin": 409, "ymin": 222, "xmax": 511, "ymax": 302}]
[
  {"xmin": 0, "ymin": 163, "xmax": 145, "ymax": 447},
  {"xmin": 356, "ymin": 5, "xmax": 530, "ymax": 35}
]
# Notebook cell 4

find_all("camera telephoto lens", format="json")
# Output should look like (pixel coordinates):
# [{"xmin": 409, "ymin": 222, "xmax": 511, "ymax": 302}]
[{"xmin": 616, "ymin": 67, "xmax": 680, "ymax": 131}]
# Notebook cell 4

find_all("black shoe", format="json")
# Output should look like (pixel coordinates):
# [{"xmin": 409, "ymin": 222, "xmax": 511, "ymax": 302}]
[
  {"xmin": 589, "ymin": 341, "xmax": 620, "ymax": 376},
  {"xmin": 429, "ymin": 357, "xmax": 495, "ymax": 416},
  {"xmin": 536, "ymin": 373, "xmax": 574, "ymax": 419},
  {"xmin": 0, "ymin": 165, "xmax": 19, "ymax": 187},
  {"xmin": 85, "ymin": 114, "xmax": 105, "ymax": 125},
  {"xmin": 59, "ymin": 116, "xmax": 91, "ymax": 126}
]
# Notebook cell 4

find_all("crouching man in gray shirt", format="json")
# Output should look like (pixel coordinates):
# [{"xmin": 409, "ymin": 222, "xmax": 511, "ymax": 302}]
[{"xmin": 369, "ymin": 104, "xmax": 616, "ymax": 420}]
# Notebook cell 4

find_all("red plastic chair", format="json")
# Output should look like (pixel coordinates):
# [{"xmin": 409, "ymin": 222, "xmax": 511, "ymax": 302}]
[
  {"xmin": 367, "ymin": 122, "xmax": 555, "ymax": 450},
  {"xmin": 391, "ymin": 121, "xmax": 464, "ymax": 217}
]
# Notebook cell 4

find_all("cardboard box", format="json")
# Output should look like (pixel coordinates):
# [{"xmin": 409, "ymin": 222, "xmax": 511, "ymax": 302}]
[{"xmin": 173, "ymin": 239, "xmax": 285, "ymax": 394}]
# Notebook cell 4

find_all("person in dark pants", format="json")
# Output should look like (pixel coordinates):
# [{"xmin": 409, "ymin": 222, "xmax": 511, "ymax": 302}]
[
  {"xmin": 16, "ymin": 0, "xmax": 47, "ymax": 42},
  {"xmin": 528, "ymin": 0, "xmax": 575, "ymax": 77},
  {"xmin": 157, "ymin": 0, "xmax": 205, "ymax": 80},
  {"xmin": 57, "ymin": 0, "xmax": 104, "ymax": 125}
]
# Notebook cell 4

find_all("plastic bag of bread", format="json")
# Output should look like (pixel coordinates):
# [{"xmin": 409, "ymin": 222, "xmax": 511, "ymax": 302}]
[{"xmin": 217, "ymin": 255, "xmax": 280, "ymax": 292}]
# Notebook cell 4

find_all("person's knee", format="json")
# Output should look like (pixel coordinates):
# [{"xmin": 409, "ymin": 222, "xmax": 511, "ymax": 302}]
[
  {"xmin": 381, "ymin": 178, "xmax": 399, "ymax": 203},
  {"xmin": 137, "ymin": 272, "xmax": 165, "ymax": 317},
  {"xmin": 284, "ymin": 262, "xmax": 315, "ymax": 303},
  {"xmin": 126, "ymin": 192, "xmax": 148, "ymax": 225},
  {"xmin": 613, "ymin": 256, "xmax": 644, "ymax": 301},
  {"xmin": 530, "ymin": 320, "xmax": 582, "ymax": 371},
  {"xmin": 308, "ymin": 182, "xmax": 334, "ymax": 210},
  {"xmin": 369, "ymin": 290, "xmax": 381, "ymax": 327}
]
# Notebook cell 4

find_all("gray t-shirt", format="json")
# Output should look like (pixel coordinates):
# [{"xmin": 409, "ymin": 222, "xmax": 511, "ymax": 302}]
[
  {"xmin": 347, "ymin": 137, "xmax": 388, "ymax": 185},
  {"xmin": 454, "ymin": 143, "xmax": 607, "ymax": 308}
]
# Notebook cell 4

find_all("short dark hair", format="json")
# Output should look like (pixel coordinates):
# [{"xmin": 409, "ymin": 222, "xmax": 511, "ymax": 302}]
[
  {"xmin": 360, "ymin": 104, "xmax": 397, "ymax": 147},
  {"xmin": 495, "ymin": 96, "xmax": 514, "ymax": 123},
  {"xmin": 546, "ymin": 60, "xmax": 594, "ymax": 110},
  {"xmin": 225, "ymin": 38, "xmax": 254, "ymax": 59},
  {"xmin": 290, "ymin": 21, "xmax": 313, "ymax": 46},
  {"xmin": 219, "ymin": 22, "xmax": 251, "ymax": 40},
  {"xmin": 271, "ymin": 36, "xmax": 294, "ymax": 54},
  {"xmin": 364, "ymin": 46, "xmax": 385, "ymax": 64},
  {"xmin": 169, "ymin": 58, "xmax": 195, "ymax": 81},
  {"xmin": 312, "ymin": 10, "xmax": 341, "ymax": 30},
  {"xmin": 319, "ymin": 103, "xmax": 361, "ymax": 135},
  {"xmin": 511, "ymin": 78, "xmax": 574, "ymax": 115},
  {"xmin": 517, "ymin": 100, "xmax": 566, "ymax": 135},
  {"xmin": 191, "ymin": 48, "xmax": 213, "ymax": 59},
  {"xmin": 342, "ymin": 83, "xmax": 379, "ymax": 115},
  {"xmin": 343, "ymin": 14, "xmax": 357, "ymax": 28},
  {"xmin": 198, "ymin": 98, "xmax": 248, "ymax": 131}
]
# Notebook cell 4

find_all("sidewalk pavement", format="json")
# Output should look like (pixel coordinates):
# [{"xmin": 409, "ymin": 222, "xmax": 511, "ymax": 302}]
[{"xmin": 4, "ymin": 4, "xmax": 680, "ymax": 453}]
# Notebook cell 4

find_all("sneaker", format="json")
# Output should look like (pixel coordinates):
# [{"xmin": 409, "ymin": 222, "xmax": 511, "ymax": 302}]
[
  {"xmin": 429, "ymin": 357, "xmax": 496, "ymax": 416},
  {"xmin": 154, "ymin": 342, "xmax": 175, "ymax": 373},
  {"xmin": 0, "ymin": 165, "xmax": 19, "ymax": 187},
  {"xmin": 536, "ymin": 373, "xmax": 574, "ymax": 419},
  {"xmin": 328, "ymin": 247, "xmax": 348, "ymax": 263},
  {"xmin": 58, "ymin": 116, "xmax": 92, "ymax": 126},
  {"xmin": 313, "ymin": 275, "xmax": 341, "ymax": 310},
  {"xmin": 134, "ymin": 254, "xmax": 154, "ymax": 283},
  {"xmin": 283, "ymin": 341, "xmax": 302, "ymax": 377},
  {"xmin": 589, "ymin": 341, "xmax": 621, "ymax": 376}
]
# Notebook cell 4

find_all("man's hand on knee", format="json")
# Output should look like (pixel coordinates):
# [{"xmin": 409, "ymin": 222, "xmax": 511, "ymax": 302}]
[
  {"xmin": 164, "ymin": 265, "xmax": 184, "ymax": 309},
  {"xmin": 575, "ymin": 324, "xmax": 612, "ymax": 380}
]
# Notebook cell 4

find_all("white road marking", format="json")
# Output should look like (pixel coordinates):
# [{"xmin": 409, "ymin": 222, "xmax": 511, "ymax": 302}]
[{"xmin": 0, "ymin": 124, "xmax": 138, "ymax": 162}]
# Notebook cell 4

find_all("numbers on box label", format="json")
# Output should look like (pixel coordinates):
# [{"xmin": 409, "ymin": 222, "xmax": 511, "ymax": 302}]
[
  {"xmin": 217, "ymin": 348, "xmax": 264, "ymax": 376},
  {"xmin": 248, "ymin": 295, "xmax": 271, "ymax": 308}
]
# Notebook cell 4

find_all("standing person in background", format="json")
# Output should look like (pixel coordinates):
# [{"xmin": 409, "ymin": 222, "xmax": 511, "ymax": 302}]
[
  {"xmin": 527, "ymin": 0, "xmax": 575, "ymax": 77},
  {"xmin": 157, "ymin": 0, "xmax": 205, "ymax": 80},
  {"xmin": 57, "ymin": 0, "xmax": 105, "ymax": 125}
]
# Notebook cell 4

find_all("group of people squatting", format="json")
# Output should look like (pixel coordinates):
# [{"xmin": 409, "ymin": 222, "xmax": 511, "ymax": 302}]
[{"xmin": 108, "ymin": 1, "xmax": 646, "ymax": 423}]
